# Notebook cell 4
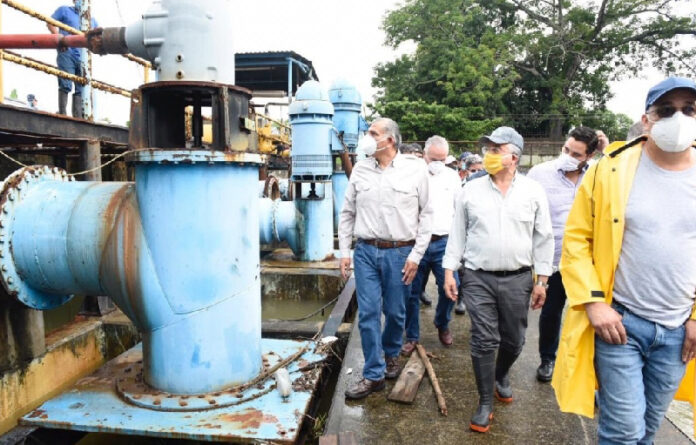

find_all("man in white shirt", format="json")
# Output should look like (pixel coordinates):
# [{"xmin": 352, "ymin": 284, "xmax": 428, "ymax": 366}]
[
  {"xmin": 443, "ymin": 126, "xmax": 554, "ymax": 433},
  {"xmin": 338, "ymin": 118, "xmax": 433, "ymax": 399},
  {"xmin": 402, "ymin": 136, "xmax": 462, "ymax": 356}
]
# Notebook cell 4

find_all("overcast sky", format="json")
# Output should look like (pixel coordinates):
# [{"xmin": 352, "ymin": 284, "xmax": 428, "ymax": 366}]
[{"xmin": 0, "ymin": 0, "xmax": 675, "ymax": 127}]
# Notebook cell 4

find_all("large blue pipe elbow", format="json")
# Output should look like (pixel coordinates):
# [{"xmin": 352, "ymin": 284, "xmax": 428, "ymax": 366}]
[{"xmin": 0, "ymin": 159, "xmax": 263, "ymax": 395}]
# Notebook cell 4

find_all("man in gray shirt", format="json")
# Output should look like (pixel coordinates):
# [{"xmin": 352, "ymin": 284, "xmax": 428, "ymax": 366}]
[{"xmin": 443, "ymin": 126, "xmax": 554, "ymax": 433}]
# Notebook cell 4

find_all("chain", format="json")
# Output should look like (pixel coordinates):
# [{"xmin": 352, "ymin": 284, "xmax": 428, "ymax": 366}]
[{"xmin": 0, "ymin": 148, "xmax": 154, "ymax": 177}]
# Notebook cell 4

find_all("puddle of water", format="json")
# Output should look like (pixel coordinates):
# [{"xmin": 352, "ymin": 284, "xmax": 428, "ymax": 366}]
[{"xmin": 262, "ymin": 298, "xmax": 333, "ymax": 322}]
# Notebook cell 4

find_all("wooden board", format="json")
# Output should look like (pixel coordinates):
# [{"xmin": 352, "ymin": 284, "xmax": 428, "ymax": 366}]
[
  {"xmin": 319, "ymin": 432, "xmax": 357, "ymax": 445},
  {"xmin": 387, "ymin": 352, "xmax": 426, "ymax": 404}
]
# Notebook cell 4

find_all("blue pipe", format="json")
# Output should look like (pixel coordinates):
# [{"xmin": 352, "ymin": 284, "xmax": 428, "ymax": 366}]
[
  {"xmin": 258, "ymin": 197, "xmax": 303, "ymax": 254},
  {"xmin": 3, "ymin": 156, "xmax": 263, "ymax": 395},
  {"xmin": 332, "ymin": 172, "xmax": 348, "ymax": 231},
  {"xmin": 295, "ymin": 182, "xmax": 334, "ymax": 261}
]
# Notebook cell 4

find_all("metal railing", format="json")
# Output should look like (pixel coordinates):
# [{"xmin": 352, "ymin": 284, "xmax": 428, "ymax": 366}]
[{"xmin": 0, "ymin": 0, "xmax": 152, "ymax": 119}]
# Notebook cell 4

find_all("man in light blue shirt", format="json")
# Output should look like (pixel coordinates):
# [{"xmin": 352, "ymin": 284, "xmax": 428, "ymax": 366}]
[
  {"xmin": 526, "ymin": 126, "xmax": 599, "ymax": 382},
  {"xmin": 47, "ymin": 1, "xmax": 98, "ymax": 118}
]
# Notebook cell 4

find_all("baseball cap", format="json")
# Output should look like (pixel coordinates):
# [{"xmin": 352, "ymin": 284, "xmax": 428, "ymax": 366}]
[
  {"xmin": 459, "ymin": 151, "xmax": 472, "ymax": 161},
  {"xmin": 645, "ymin": 77, "xmax": 696, "ymax": 111},
  {"xmin": 479, "ymin": 126, "xmax": 524, "ymax": 151},
  {"xmin": 445, "ymin": 155, "xmax": 456, "ymax": 165}
]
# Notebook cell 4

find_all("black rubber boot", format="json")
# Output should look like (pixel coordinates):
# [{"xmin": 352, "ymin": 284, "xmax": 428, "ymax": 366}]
[
  {"xmin": 72, "ymin": 94, "xmax": 83, "ymax": 119},
  {"xmin": 470, "ymin": 353, "xmax": 496, "ymax": 433},
  {"xmin": 495, "ymin": 348, "xmax": 520, "ymax": 403},
  {"xmin": 58, "ymin": 89, "xmax": 68, "ymax": 115}
]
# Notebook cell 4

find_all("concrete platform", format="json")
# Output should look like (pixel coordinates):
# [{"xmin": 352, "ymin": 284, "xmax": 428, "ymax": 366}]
[{"xmin": 325, "ymin": 278, "xmax": 694, "ymax": 444}]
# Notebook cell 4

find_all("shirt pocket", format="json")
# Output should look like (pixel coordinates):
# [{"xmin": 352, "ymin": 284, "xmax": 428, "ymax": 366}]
[
  {"xmin": 511, "ymin": 202, "xmax": 535, "ymax": 223},
  {"xmin": 355, "ymin": 182, "xmax": 374, "ymax": 210},
  {"xmin": 386, "ymin": 181, "xmax": 417, "ymax": 208}
]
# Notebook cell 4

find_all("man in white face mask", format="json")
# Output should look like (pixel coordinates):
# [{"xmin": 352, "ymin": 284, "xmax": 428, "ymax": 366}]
[
  {"xmin": 338, "ymin": 118, "xmax": 433, "ymax": 399},
  {"xmin": 402, "ymin": 136, "xmax": 462, "ymax": 356},
  {"xmin": 526, "ymin": 126, "xmax": 599, "ymax": 383},
  {"xmin": 553, "ymin": 77, "xmax": 696, "ymax": 444}
]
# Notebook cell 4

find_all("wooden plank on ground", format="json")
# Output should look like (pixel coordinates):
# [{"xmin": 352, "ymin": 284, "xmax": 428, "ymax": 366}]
[
  {"xmin": 338, "ymin": 431, "xmax": 358, "ymax": 444},
  {"xmin": 319, "ymin": 434, "xmax": 339, "ymax": 445},
  {"xmin": 387, "ymin": 352, "xmax": 426, "ymax": 404}
]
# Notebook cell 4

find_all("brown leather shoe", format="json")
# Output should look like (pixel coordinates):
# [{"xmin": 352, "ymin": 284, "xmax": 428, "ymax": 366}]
[
  {"xmin": 401, "ymin": 340, "xmax": 418, "ymax": 356},
  {"xmin": 344, "ymin": 377, "xmax": 385, "ymax": 399},
  {"xmin": 438, "ymin": 328, "xmax": 453, "ymax": 346},
  {"xmin": 385, "ymin": 356, "xmax": 402, "ymax": 379}
]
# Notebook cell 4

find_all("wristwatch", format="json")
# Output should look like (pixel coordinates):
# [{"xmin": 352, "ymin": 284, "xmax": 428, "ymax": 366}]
[{"xmin": 535, "ymin": 279, "xmax": 549, "ymax": 289}]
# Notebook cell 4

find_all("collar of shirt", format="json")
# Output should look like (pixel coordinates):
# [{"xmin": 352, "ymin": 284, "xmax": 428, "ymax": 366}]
[
  {"xmin": 370, "ymin": 151, "xmax": 403, "ymax": 170},
  {"xmin": 486, "ymin": 170, "xmax": 519, "ymax": 195}
]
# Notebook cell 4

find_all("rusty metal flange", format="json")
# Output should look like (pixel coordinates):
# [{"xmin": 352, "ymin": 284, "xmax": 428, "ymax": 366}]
[
  {"xmin": 115, "ymin": 349, "xmax": 309, "ymax": 412},
  {"xmin": 0, "ymin": 166, "xmax": 74, "ymax": 309}
]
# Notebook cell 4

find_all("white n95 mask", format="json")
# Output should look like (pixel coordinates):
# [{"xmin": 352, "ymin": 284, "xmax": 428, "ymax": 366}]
[
  {"xmin": 557, "ymin": 153, "xmax": 581, "ymax": 172},
  {"xmin": 651, "ymin": 111, "xmax": 696, "ymax": 153}
]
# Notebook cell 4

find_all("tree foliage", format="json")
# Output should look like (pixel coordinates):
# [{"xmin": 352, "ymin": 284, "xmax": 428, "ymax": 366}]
[{"xmin": 371, "ymin": 0, "xmax": 696, "ymax": 141}]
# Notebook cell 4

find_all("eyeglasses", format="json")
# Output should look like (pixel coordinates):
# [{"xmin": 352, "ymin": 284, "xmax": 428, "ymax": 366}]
[{"xmin": 649, "ymin": 104, "xmax": 696, "ymax": 119}]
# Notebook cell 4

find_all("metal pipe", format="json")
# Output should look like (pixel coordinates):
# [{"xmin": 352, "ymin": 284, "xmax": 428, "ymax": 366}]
[
  {"xmin": 0, "ymin": 0, "xmax": 151, "ymax": 68},
  {"xmin": 78, "ymin": 0, "xmax": 93, "ymax": 121},
  {"xmin": 0, "ymin": 33, "xmax": 87, "ymax": 49},
  {"xmin": 2, "ymin": 158, "xmax": 264, "ymax": 394}
]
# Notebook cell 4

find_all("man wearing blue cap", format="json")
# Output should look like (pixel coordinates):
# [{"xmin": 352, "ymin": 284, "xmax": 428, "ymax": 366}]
[
  {"xmin": 553, "ymin": 77, "xmax": 696, "ymax": 444},
  {"xmin": 47, "ymin": 1, "xmax": 98, "ymax": 118},
  {"xmin": 442, "ymin": 126, "xmax": 554, "ymax": 433}
]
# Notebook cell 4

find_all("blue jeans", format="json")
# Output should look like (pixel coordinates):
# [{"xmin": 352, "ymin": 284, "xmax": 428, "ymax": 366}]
[
  {"xmin": 353, "ymin": 240, "xmax": 412, "ymax": 381},
  {"xmin": 595, "ymin": 302, "xmax": 687, "ymax": 445},
  {"xmin": 57, "ymin": 50, "xmax": 84, "ymax": 95},
  {"xmin": 405, "ymin": 236, "xmax": 458, "ymax": 342}
]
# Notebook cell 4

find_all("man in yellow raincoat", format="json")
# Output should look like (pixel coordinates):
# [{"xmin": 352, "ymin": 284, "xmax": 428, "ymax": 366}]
[{"xmin": 553, "ymin": 77, "xmax": 696, "ymax": 444}]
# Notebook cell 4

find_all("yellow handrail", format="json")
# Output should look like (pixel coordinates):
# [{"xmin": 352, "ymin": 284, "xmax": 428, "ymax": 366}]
[{"xmin": 2, "ymin": 50, "xmax": 131, "ymax": 97}]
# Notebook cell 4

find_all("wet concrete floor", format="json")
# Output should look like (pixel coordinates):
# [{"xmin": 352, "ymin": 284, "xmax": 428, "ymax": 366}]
[{"xmin": 325, "ymin": 276, "xmax": 694, "ymax": 444}]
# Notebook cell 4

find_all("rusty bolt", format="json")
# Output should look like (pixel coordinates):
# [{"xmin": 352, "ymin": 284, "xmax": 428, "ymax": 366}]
[
  {"xmin": 176, "ymin": 70, "xmax": 185, "ymax": 79},
  {"xmin": 1, "ymin": 265, "xmax": 7, "ymax": 272},
  {"xmin": 175, "ymin": 54, "xmax": 184, "ymax": 62},
  {"xmin": 8, "ymin": 194, "xmax": 14, "ymax": 202},
  {"xmin": 1, "ymin": 207, "xmax": 7, "ymax": 215},
  {"xmin": 7, "ymin": 277, "xmax": 13, "ymax": 284}
]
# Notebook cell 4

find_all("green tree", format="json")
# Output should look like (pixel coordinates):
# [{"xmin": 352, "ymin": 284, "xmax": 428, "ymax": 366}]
[
  {"xmin": 500, "ymin": 0, "xmax": 696, "ymax": 138},
  {"xmin": 371, "ymin": 0, "xmax": 517, "ymax": 141},
  {"xmin": 373, "ymin": 0, "xmax": 696, "ymax": 140}
]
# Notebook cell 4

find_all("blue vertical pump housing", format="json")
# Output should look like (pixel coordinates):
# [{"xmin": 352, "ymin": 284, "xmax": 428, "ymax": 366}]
[
  {"xmin": 288, "ymin": 81, "xmax": 336, "ymax": 261},
  {"xmin": 289, "ymin": 81, "xmax": 335, "ymax": 181},
  {"xmin": 328, "ymin": 79, "xmax": 363, "ymax": 152}
]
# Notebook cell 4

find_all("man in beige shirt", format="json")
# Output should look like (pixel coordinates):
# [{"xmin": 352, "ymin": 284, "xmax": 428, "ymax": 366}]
[{"xmin": 338, "ymin": 118, "xmax": 432, "ymax": 399}]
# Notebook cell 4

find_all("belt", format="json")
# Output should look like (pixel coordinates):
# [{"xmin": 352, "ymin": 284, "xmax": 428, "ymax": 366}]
[
  {"xmin": 360, "ymin": 239, "xmax": 415, "ymax": 249},
  {"xmin": 431, "ymin": 234, "xmax": 448, "ymax": 242},
  {"xmin": 475, "ymin": 266, "xmax": 531, "ymax": 277}
]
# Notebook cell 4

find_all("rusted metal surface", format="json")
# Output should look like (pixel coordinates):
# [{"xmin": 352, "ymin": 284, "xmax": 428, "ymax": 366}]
[
  {"xmin": 1, "ymin": 50, "xmax": 131, "ymax": 97},
  {"xmin": 0, "ymin": 312, "xmax": 139, "ymax": 435},
  {"xmin": 262, "ymin": 248, "xmax": 342, "ymax": 270},
  {"xmin": 20, "ymin": 340, "xmax": 327, "ymax": 443},
  {"xmin": 0, "ymin": 103, "xmax": 129, "ymax": 145},
  {"xmin": 128, "ymin": 82, "xmax": 257, "ymax": 152},
  {"xmin": 262, "ymin": 175, "xmax": 281, "ymax": 200}
]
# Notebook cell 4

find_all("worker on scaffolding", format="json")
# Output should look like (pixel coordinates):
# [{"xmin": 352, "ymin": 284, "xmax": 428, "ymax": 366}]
[{"xmin": 47, "ymin": 0, "xmax": 97, "ymax": 118}]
